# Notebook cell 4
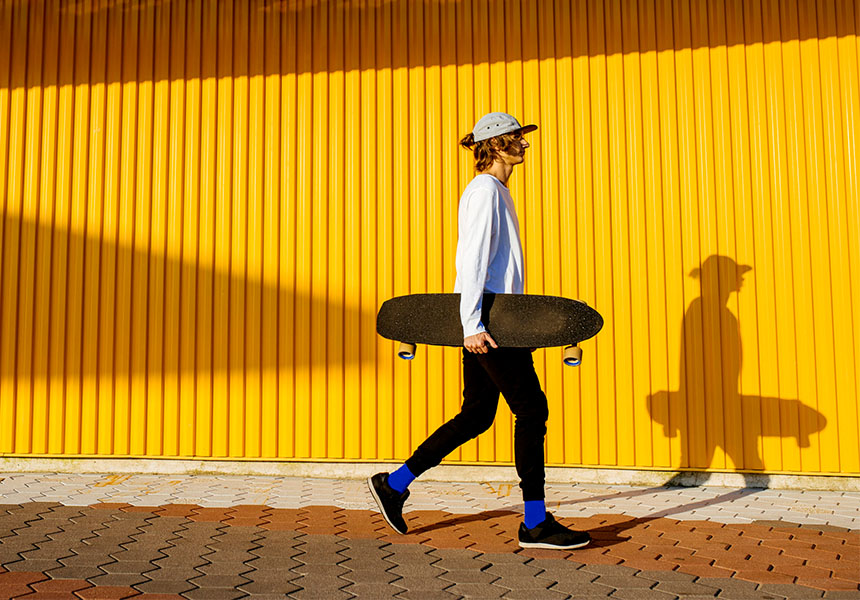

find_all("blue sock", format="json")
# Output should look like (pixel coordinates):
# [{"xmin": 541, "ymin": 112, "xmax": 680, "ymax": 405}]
[
  {"xmin": 524, "ymin": 500, "xmax": 546, "ymax": 529},
  {"xmin": 387, "ymin": 464, "xmax": 415, "ymax": 493}
]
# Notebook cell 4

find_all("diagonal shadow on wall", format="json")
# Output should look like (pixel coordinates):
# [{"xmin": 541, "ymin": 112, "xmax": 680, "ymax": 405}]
[
  {"xmin": 0, "ymin": 213, "xmax": 372, "ymax": 383},
  {"xmin": 2, "ymin": 0, "xmax": 847, "ymax": 90},
  {"xmin": 647, "ymin": 255, "xmax": 827, "ymax": 483}
]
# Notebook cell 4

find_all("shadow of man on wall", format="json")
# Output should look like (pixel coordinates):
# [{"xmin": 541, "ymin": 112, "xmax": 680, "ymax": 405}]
[{"xmin": 648, "ymin": 255, "xmax": 826, "ymax": 488}]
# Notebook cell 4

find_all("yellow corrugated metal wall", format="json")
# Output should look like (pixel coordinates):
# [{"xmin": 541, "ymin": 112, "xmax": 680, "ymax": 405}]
[{"xmin": 0, "ymin": 0, "xmax": 857, "ymax": 475}]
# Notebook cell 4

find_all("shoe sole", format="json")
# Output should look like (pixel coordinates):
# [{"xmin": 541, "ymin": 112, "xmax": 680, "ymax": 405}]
[
  {"xmin": 518, "ymin": 539, "xmax": 591, "ymax": 550},
  {"xmin": 367, "ymin": 476, "xmax": 408, "ymax": 535}
]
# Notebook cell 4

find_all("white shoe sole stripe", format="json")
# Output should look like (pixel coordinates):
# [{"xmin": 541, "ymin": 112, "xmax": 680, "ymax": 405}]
[{"xmin": 518, "ymin": 540, "xmax": 590, "ymax": 550}]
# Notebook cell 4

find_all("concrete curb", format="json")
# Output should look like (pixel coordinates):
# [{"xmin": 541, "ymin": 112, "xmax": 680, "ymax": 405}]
[{"xmin": 1, "ymin": 457, "xmax": 857, "ymax": 491}]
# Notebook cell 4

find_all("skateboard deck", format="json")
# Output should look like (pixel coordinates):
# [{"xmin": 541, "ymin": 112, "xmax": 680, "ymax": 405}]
[{"xmin": 377, "ymin": 293, "xmax": 604, "ymax": 366}]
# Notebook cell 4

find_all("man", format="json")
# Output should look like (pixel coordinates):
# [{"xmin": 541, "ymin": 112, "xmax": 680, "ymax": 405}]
[{"xmin": 369, "ymin": 112, "xmax": 590, "ymax": 550}]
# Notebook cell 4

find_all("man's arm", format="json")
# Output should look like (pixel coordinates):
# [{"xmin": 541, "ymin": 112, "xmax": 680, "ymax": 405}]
[
  {"xmin": 464, "ymin": 331, "xmax": 498, "ymax": 354},
  {"xmin": 459, "ymin": 188, "xmax": 498, "ymax": 352}
]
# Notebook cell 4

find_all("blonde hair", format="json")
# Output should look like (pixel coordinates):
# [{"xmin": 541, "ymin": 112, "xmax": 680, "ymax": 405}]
[{"xmin": 460, "ymin": 131, "xmax": 524, "ymax": 171}]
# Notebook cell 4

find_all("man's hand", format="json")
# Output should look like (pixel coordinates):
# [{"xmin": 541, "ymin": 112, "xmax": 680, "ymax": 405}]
[{"xmin": 464, "ymin": 332, "xmax": 498, "ymax": 354}]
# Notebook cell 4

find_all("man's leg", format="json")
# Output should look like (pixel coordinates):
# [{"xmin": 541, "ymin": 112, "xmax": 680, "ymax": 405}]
[
  {"xmin": 405, "ymin": 348, "xmax": 500, "ymax": 476},
  {"xmin": 369, "ymin": 349, "xmax": 500, "ymax": 533},
  {"xmin": 474, "ymin": 348, "xmax": 590, "ymax": 550},
  {"xmin": 472, "ymin": 348, "xmax": 548, "ymax": 503}
]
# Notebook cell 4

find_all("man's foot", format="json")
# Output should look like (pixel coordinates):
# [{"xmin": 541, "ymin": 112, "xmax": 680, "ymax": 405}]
[
  {"xmin": 518, "ymin": 512, "xmax": 591, "ymax": 550},
  {"xmin": 367, "ymin": 472, "xmax": 410, "ymax": 534}
]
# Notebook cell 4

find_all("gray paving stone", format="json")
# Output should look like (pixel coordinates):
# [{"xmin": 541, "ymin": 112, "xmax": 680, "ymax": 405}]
[
  {"xmin": 289, "ymin": 585, "xmax": 352, "ymax": 599},
  {"xmin": 635, "ymin": 570, "xmax": 699, "ymax": 583},
  {"xmin": 340, "ymin": 538, "xmax": 390, "ymax": 555},
  {"xmin": 243, "ymin": 568, "xmax": 305, "ymax": 583},
  {"xmin": 341, "ymin": 582, "xmax": 403, "ymax": 598},
  {"xmin": 390, "ymin": 563, "xmax": 446, "ymax": 578},
  {"xmin": 18, "ymin": 547, "xmax": 74, "ymax": 562},
  {"xmin": 152, "ymin": 554, "xmax": 209, "ymax": 569},
  {"xmin": 395, "ymin": 591, "xmax": 458, "ymax": 600},
  {"xmin": 238, "ymin": 579, "xmax": 303, "ymax": 595},
  {"xmin": 85, "ymin": 572, "xmax": 151, "ymax": 587},
  {"xmin": 288, "ymin": 573, "xmax": 350, "ymax": 589},
  {"xmin": 172, "ymin": 531, "xmax": 223, "ymax": 544},
  {"xmin": 202, "ymin": 549, "xmax": 258, "ymax": 564},
  {"xmin": 189, "ymin": 573, "xmax": 252, "ymax": 588},
  {"xmin": 386, "ymin": 543, "xmax": 439, "ymax": 555},
  {"xmin": 610, "ymin": 589, "xmax": 677, "ymax": 600},
  {"xmin": 143, "ymin": 566, "xmax": 206, "ymax": 581},
  {"xmin": 581, "ymin": 563, "xmax": 639, "ymax": 577},
  {"xmin": 757, "ymin": 584, "xmax": 824, "ymax": 598},
  {"xmin": 548, "ymin": 580, "xmax": 614, "ymax": 597},
  {"xmin": 183, "ymin": 588, "xmax": 246, "ymax": 600},
  {"xmin": 27, "ymin": 561, "xmax": 100, "ymax": 576},
  {"xmin": 251, "ymin": 544, "xmax": 305, "ymax": 560},
  {"xmin": 485, "ymin": 562, "xmax": 541, "ymax": 580},
  {"xmin": 341, "ymin": 566, "xmax": 399, "ymax": 584},
  {"xmin": 100, "ymin": 559, "xmax": 155, "ymax": 574},
  {"xmin": 822, "ymin": 592, "xmax": 860, "ymax": 599},
  {"xmin": 477, "ymin": 552, "xmax": 534, "ymax": 565},
  {"xmin": 0, "ymin": 550, "xmax": 29, "ymax": 567},
  {"xmin": 113, "ymin": 541, "xmax": 171, "ymax": 555},
  {"xmin": 110, "ymin": 551, "xmax": 167, "ymax": 564},
  {"xmin": 439, "ymin": 568, "xmax": 500, "ymax": 585},
  {"xmin": 713, "ymin": 592, "xmax": 788, "ymax": 600},
  {"xmin": 698, "ymin": 577, "xmax": 770, "ymax": 596},
  {"xmin": 431, "ymin": 556, "xmax": 492, "ymax": 572},
  {"xmin": 389, "ymin": 575, "xmax": 454, "ymax": 592},
  {"xmin": 442, "ymin": 582, "xmax": 508, "ymax": 598},
  {"xmin": 245, "ymin": 556, "xmax": 303, "ymax": 573},
  {"xmin": 338, "ymin": 555, "xmax": 394, "ymax": 569},
  {"xmin": 134, "ymin": 579, "xmax": 198, "ymax": 594},
  {"xmin": 654, "ymin": 580, "xmax": 722, "ymax": 596},
  {"xmin": 593, "ymin": 574, "xmax": 656, "ymax": 589},
  {"xmin": 292, "ymin": 563, "xmax": 350, "ymax": 577},
  {"xmin": 84, "ymin": 532, "xmax": 137, "ymax": 545},
  {"xmin": 0, "ymin": 534, "xmax": 53, "ymax": 549},
  {"xmin": 295, "ymin": 534, "xmax": 343, "ymax": 549},
  {"xmin": 293, "ymin": 550, "xmax": 346, "ymax": 565},
  {"xmin": 197, "ymin": 561, "xmax": 255, "ymax": 576},
  {"xmin": 535, "ymin": 566, "xmax": 599, "ymax": 586},
  {"xmin": 386, "ymin": 547, "xmax": 438, "ymax": 566},
  {"xmin": 429, "ymin": 548, "xmax": 485, "ymax": 561},
  {"xmin": 56, "ymin": 552, "xmax": 114, "ymax": 567},
  {"xmin": 502, "ymin": 587, "xmax": 570, "ymax": 600}
]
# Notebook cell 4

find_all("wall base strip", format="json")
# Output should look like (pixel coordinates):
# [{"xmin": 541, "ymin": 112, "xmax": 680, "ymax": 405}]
[{"xmin": 0, "ymin": 458, "xmax": 856, "ymax": 492}]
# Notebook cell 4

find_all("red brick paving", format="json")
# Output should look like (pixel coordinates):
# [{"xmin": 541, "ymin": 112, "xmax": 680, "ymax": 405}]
[{"xmin": 3, "ymin": 500, "xmax": 858, "ymax": 596}]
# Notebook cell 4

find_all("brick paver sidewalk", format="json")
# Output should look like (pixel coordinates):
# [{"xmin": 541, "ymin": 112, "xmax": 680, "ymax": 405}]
[{"xmin": 0, "ymin": 473, "xmax": 857, "ymax": 599}]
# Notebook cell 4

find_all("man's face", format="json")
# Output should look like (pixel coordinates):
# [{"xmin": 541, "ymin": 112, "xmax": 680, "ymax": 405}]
[{"xmin": 495, "ymin": 131, "xmax": 530, "ymax": 165}]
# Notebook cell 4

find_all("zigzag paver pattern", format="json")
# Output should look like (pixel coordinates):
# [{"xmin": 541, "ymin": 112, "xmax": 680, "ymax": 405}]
[{"xmin": 0, "ymin": 474, "xmax": 856, "ymax": 598}]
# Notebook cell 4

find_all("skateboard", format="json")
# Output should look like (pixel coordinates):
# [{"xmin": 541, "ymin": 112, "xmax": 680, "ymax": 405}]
[{"xmin": 376, "ymin": 293, "xmax": 603, "ymax": 366}]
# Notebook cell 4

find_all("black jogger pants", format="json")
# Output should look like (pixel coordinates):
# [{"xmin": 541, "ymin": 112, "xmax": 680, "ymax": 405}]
[{"xmin": 404, "ymin": 347, "xmax": 549, "ymax": 501}]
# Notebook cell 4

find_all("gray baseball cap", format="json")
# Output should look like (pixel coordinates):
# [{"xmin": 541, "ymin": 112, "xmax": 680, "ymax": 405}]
[{"xmin": 472, "ymin": 112, "xmax": 537, "ymax": 142}]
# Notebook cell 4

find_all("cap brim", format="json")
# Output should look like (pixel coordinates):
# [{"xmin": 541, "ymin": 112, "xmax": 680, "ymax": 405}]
[{"xmin": 518, "ymin": 124, "xmax": 538, "ymax": 135}]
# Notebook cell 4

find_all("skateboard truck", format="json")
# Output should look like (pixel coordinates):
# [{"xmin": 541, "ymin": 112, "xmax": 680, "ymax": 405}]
[
  {"xmin": 398, "ymin": 342, "xmax": 583, "ymax": 367},
  {"xmin": 398, "ymin": 342, "xmax": 417, "ymax": 360},
  {"xmin": 563, "ymin": 345, "xmax": 582, "ymax": 367}
]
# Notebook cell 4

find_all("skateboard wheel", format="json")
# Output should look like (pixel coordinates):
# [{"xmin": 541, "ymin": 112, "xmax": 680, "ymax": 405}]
[
  {"xmin": 398, "ymin": 342, "xmax": 417, "ymax": 361},
  {"xmin": 563, "ymin": 345, "xmax": 582, "ymax": 367}
]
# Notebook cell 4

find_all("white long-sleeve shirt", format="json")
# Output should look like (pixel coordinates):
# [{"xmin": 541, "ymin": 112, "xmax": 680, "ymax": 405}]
[{"xmin": 453, "ymin": 174, "xmax": 525, "ymax": 337}]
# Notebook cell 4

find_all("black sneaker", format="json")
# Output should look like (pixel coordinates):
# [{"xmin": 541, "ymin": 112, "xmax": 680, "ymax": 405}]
[
  {"xmin": 367, "ymin": 472, "xmax": 410, "ymax": 534},
  {"xmin": 518, "ymin": 512, "xmax": 591, "ymax": 550}
]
